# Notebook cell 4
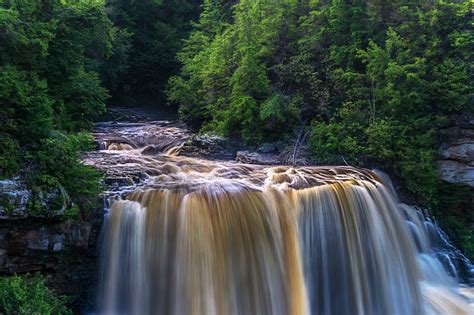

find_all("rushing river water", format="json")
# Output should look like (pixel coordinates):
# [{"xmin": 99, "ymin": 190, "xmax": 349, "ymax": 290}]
[{"xmin": 85, "ymin": 120, "xmax": 474, "ymax": 315}]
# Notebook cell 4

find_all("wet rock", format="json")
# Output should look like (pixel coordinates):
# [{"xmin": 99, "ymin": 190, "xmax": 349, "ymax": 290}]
[
  {"xmin": 0, "ymin": 174, "xmax": 101, "ymax": 312},
  {"xmin": 179, "ymin": 134, "xmax": 236, "ymax": 159},
  {"xmin": 236, "ymin": 150, "xmax": 281, "ymax": 165},
  {"xmin": 0, "ymin": 249, "xmax": 7, "ymax": 266},
  {"xmin": 52, "ymin": 234, "xmax": 65, "ymax": 252},
  {"xmin": 34, "ymin": 185, "xmax": 71, "ymax": 218},
  {"xmin": 60, "ymin": 220, "xmax": 92, "ymax": 248},
  {"xmin": 104, "ymin": 176, "xmax": 135, "ymax": 187},
  {"xmin": 93, "ymin": 121, "xmax": 190, "ymax": 151},
  {"xmin": 141, "ymin": 144, "xmax": 168, "ymax": 155}
]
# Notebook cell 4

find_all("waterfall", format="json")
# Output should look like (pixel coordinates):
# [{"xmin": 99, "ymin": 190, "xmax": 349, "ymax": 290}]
[
  {"xmin": 298, "ymin": 182, "xmax": 422, "ymax": 314},
  {"xmin": 90, "ymin": 121, "xmax": 473, "ymax": 315},
  {"xmin": 98, "ymin": 178, "xmax": 473, "ymax": 314}
]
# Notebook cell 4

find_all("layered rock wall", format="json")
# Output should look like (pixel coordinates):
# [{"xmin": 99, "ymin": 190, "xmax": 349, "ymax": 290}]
[
  {"xmin": 0, "ymin": 179, "xmax": 102, "ymax": 312},
  {"xmin": 439, "ymin": 114, "xmax": 474, "ymax": 187}
]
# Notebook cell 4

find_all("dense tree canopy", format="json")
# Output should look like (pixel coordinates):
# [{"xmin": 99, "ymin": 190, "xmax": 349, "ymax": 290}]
[{"xmin": 0, "ymin": 0, "xmax": 117, "ymax": 211}]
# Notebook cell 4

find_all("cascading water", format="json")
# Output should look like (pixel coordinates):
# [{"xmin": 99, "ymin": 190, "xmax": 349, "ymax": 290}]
[{"xmin": 88, "ymin": 121, "xmax": 474, "ymax": 315}]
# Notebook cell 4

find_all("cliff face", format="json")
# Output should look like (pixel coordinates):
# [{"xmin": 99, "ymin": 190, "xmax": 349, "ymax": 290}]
[
  {"xmin": 439, "ymin": 114, "xmax": 474, "ymax": 187},
  {"xmin": 0, "ymin": 179, "xmax": 103, "ymax": 312}
]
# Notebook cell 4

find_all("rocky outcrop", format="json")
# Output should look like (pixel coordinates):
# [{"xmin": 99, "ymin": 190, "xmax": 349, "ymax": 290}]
[
  {"xmin": 0, "ymin": 214, "xmax": 102, "ymax": 312},
  {"xmin": 439, "ymin": 114, "xmax": 474, "ymax": 187},
  {"xmin": 0, "ymin": 179, "xmax": 102, "ymax": 313},
  {"xmin": 0, "ymin": 179, "xmax": 71, "ymax": 219},
  {"xmin": 0, "ymin": 180, "xmax": 31, "ymax": 218}
]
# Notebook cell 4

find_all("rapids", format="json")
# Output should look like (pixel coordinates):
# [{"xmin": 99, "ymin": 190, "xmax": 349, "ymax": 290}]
[{"xmin": 86, "ymin": 121, "xmax": 474, "ymax": 315}]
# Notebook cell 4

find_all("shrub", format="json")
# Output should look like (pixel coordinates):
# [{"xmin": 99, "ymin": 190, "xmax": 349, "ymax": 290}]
[
  {"xmin": 0, "ymin": 274, "xmax": 71, "ymax": 315},
  {"xmin": 309, "ymin": 121, "xmax": 363, "ymax": 165}
]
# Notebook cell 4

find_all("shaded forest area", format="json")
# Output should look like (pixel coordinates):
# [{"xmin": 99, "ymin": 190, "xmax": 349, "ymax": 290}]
[{"xmin": 0, "ymin": 1, "xmax": 472, "ymax": 309}]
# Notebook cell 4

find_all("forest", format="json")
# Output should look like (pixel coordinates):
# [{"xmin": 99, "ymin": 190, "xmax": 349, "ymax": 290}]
[{"xmin": 0, "ymin": 0, "xmax": 472, "ymax": 313}]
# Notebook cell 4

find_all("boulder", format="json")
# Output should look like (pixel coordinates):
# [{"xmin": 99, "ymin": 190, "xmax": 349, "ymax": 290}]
[
  {"xmin": 179, "ymin": 134, "xmax": 238, "ymax": 159},
  {"xmin": 440, "ymin": 142, "xmax": 474, "ymax": 164},
  {"xmin": 236, "ymin": 150, "xmax": 281, "ymax": 165}
]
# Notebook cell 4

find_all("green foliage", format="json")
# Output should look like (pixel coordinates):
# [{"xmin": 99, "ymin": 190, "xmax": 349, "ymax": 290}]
[
  {"xmin": 44, "ymin": 0, "xmax": 113, "ymax": 131},
  {"xmin": 0, "ymin": 135, "xmax": 20, "ymax": 178},
  {"xmin": 309, "ymin": 121, "xmax": 363, "ymax": 165},
  {"xmin": 33, "ymin": 133, "xmax": 102, "ymax": 213},
  {"xmin": 0, "ymin": 274, "xmax": 71, "ymax": 315},
  {"xmin": 260, "ymin": 93, "xmax": 298, "ymax": 138},
  {"xmin": 52, "ymin": 69, "xmax": 108, "ymax": 131},
  {"xmin": 62, "ymin": 205, "xmax": 81, "ymax": 220},
  {"xmin": 0, "ymin": 65, "xmax": 53, "ymax": 150},
  {"xmin": 0, "ymin": 0, "xmax": 110, "ymax": 212},
  {"xmin": 100, "ymin": 27, "xmax": 132, "ymax": 96},
  {"xmin": 168, "ymin": 0, "xmax": 301, "ymax": 143},
  {"xmin": 167, "ymin": 0, "xmax": 232, "ymax": 128}
]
